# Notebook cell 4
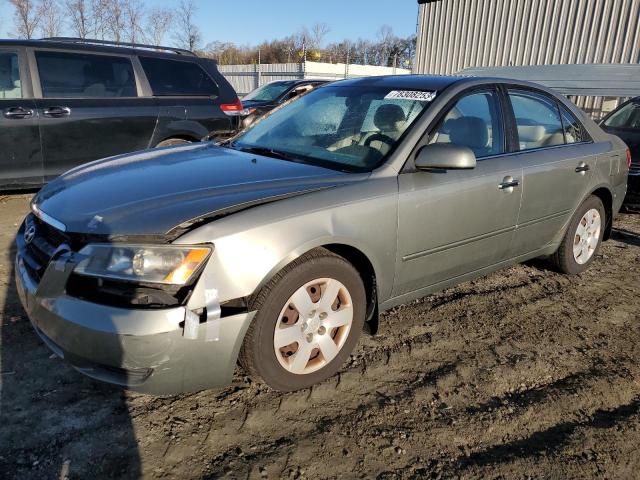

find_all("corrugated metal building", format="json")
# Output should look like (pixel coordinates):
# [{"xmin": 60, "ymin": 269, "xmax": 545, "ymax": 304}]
[{"xmin": 414, "ymin": 0, "xmax": 640, "ymax": 117}]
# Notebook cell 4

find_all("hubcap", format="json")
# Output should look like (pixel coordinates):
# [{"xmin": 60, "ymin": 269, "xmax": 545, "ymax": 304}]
[
  {"xmin": 573, "ymin": 208, "xmax": 601, "ymax": 265},
  {"xmin": 273, "ymin": 278, "xmax": 353, "ymax": 375}
]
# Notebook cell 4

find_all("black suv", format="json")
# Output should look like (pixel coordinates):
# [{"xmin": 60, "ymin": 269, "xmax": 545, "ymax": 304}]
[{"xmin": 0, "ymin": 37, "xmax": 242, "ymax": 190}]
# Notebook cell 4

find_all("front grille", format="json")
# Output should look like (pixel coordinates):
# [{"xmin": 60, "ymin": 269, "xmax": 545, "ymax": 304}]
[
  {"xmin": 630, "ymin": 162, "xmax": 640, "ymax": 175},
  {"xmin": 21, "ymin": 214, "xmax": 72, "ymax": 282}
]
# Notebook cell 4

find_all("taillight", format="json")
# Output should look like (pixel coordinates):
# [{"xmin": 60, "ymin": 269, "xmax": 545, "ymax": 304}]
[
  {"xmin": 627, "ymin": 148, "xmax": 632, "ymax": 169},
  {"xmin": 220, "ymin": 98, "xmax": 245, "ymax": 116}
]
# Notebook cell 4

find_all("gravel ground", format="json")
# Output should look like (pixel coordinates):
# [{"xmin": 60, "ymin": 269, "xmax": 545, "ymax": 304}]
[{"xmin": 1, "ymin": 193, "xmax": 639, "ymax": 480}]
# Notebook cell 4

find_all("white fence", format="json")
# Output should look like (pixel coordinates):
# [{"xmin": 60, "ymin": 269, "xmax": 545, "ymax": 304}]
[{"xmin": 218, "ymin": 61, "xmax": 411, "ymax": 96}]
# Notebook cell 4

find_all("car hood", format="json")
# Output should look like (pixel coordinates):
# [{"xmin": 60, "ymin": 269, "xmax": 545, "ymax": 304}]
[{"xmin": 33, "ymin": 143, "xmax": 358, "ymax": 238}]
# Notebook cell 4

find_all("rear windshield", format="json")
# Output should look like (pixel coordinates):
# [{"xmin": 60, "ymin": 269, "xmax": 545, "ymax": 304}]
[
  {"xmin": 243, "ymin": 81, "xmax": 294, "ymax": 102},
  {"xmin": 603, "ymin": 100, "xmax": 640, "ymax": 129},
  {"xmin": 139, "ymin": 57, "xmax": 219, "ymax": 97}
]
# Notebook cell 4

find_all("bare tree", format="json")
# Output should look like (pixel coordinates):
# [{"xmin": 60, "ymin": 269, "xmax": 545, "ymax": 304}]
[
  {"xmin": 123, "ymin": 0, "xmax": 145, "ymax": 43},
  {"xmin": 146, "ymin": 7, "xmax": 172, "ymax": 46},
  {"xmin": 91, "ymin": 0, "xmax": 110, "ymax": 39},
  {"xmin": 66, "ymin": 0, "xmax": 92, "ymax": 38},
  {"xmin": 8, "ymin": 0, "xmax": 40, "ymax": 39},
  {"xmin": 173, "ymin": 0, "xmax": 201, "ymax": 51},
  {"xmin": 38, "ymin": 0, "xmax": 63, "ymax": 38},
  {"xmin": 106, "ymin": 0, "xmax": 126, "ymax": 42},
  {"xmin": 310, "ymin": 22, "xmax": 330, "ymax": 49}
]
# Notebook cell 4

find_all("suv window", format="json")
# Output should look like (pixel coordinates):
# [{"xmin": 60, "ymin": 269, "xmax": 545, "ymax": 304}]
[
  {"xmin": 0, "ymin": 52, "xmax": 22, "ymax": 99},
  {"xmin": 509, "ymin": 90, "xmax": 564, "ymax": 150},
  {"xmin": 559, "ymin": 106, "xmax": 591, "ymax": 143},
  {"xmin": 36, "ymin": 51, "xmax": 137, "ymax": 98},
  {"xmin": 603, "ymin": 101, "xmax": 640, "ymax": 129},
  {"xmin": 139, "ymin": 57, "xmax": 219, "ymax": 97},
  {"xmin": 429, "ymin": 90, "xmax": 504, "ymax": 158}
]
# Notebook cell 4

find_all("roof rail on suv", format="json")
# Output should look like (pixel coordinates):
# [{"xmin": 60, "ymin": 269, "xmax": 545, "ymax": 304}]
[{"xmin": 41, "ymin": 37, "xmax": 198, "ymax": 57}]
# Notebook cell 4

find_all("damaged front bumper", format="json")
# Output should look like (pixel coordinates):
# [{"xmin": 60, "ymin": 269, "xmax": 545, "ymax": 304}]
[{"xmin": 15, "ymin": 233, "xmax": 255, "ymax": 395}]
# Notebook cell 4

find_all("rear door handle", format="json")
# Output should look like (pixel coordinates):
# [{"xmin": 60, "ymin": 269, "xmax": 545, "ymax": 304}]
[
  {"xmin": 575, "ymin": 162, "xmax": 590, "ymax": 174},
  {"xmin": 499, "ymin": 176, "xmax": 520, "ymax": 191},
  {"xmin": 43, "ymin": 106, "xmax": 71, "ymax": 118},
  {"xmin": 4, "ymin": 107, "xmax": 34, "ymax": 119}
]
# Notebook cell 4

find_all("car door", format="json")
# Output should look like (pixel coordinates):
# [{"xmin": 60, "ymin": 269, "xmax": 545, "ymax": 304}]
[
  {"xmin": 31, "ymin": 49, "xmax": 159, "ymax": 180},
  {"xmin": 394, "ymin": 88, "xmax": 522, "ymax": 297},
  {"xmin": 505, "ymin": 88, "xmax": 599, "ymax": 256},
  {"xmin": 0, "ymin": 47, "xmax": 43, "ymax": 189}
]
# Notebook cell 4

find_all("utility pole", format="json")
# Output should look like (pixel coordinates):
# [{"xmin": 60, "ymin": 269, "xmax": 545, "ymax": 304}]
[
  {"xmin": 345, "ymin": 43, "xmax": 350, "ymax": 79},
  {"xmin": 257, "ymin": 48, "xmax": 262, "ymax": 88}
]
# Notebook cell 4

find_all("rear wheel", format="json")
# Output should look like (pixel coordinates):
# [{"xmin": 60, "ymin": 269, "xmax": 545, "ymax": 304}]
[
  {"xmin": 155, "ymin": 138, "xmax": 192, "ymax": 147},
  {"xmin": 551, "ymin": 195, "xmax": 605, "ymax": 274},
  {"xmin": 239, "ymin": 249, "xmax": 366, "ymax": 392}
]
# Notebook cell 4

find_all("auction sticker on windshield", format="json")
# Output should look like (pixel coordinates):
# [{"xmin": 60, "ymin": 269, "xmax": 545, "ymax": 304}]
[{"xmin": 385, "ymin": 90, "xmax": 437, "ymax": 102}]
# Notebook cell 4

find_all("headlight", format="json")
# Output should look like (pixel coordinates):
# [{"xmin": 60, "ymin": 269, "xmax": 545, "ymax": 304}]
[{"xmin": 74, "ymin": 244, "xmax": 212, "ymax": 285}]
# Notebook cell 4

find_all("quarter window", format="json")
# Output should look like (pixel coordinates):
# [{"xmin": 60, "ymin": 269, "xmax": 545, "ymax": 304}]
[
  {"xmin": 139, "ymin": 57, "xmax": 219, "ymax": 97},
  {"xmin": 36, "ymin": 51, "xmax": 137, "ymax": 98},
  {"xmin": 0, "ymin": 52, "xmax": 22, "ymax": 99},
  {"xmin": 429, "ymin": 90, "xmax": 504, "ymax": 158},
  {"xmin": 509, "ymin": 90, "xmax": 564, "ymax": 150},
  {"xmin": 559, "ymin": 106, "xmax": 590, "ymax": 143}
]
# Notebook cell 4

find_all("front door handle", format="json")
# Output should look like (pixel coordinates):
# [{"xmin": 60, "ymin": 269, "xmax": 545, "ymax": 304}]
[
  {"xmin": 43, "ymin": 106, "xmax": 71, "ymax": 118},
  {"xmin": 4, "ymin": 107, "xmax": 34, "ymax": 119},
  {"xmin": 575, "ymin": 162, "xmax": 590, "ymax": 174},
  {"xmin": 498, "ymin": 176, "xmax": 520, "ymax": 192}
]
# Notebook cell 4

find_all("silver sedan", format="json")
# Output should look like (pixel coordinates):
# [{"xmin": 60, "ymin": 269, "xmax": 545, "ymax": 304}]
[{"xmin": 16, "ymin": 75, "xmax": 629, "ymax": 394}]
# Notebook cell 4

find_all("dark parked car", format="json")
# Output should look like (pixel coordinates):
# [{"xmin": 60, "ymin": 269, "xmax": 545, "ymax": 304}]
[
  {"xmin": 240, "ymin": 79, "xmax": 330, "ymax": 128},
  {"xmin": 600, "ymin": 97, "xmax": 640, "ymax": 209},
  {"xmin": 0, "ymin": 37, "xmax": 243, "ymax": 190}
]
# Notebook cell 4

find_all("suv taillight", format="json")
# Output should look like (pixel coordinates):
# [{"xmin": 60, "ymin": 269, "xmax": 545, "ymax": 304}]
[
  {"xmin": 220, "ymin": 98, "xmax": 245, "ymax": 116},
  {"xmin": 627, "ymin": 149, "xmax": 632, "ymax": 169}
]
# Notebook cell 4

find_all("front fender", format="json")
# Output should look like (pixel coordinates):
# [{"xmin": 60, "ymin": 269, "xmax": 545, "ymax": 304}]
[{"xmin": 175, "ymin": 177, "xmax": 399, "ymax": 309}]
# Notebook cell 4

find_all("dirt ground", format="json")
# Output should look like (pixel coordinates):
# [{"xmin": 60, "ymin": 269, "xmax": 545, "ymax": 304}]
[{"xmin": 0, "ymin": 193, "xmax": 639, "ymax": 480}]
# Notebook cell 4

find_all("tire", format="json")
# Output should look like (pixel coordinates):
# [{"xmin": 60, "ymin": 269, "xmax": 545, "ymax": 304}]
[
  {"xmin": 551, "ymin": 195, "xmax": 606, "ymax": 274},
  {"xmin": 239, "ymin": 248, "xmax": 366, "ymax": 392},
  {"xmin": 155, "ymin": 138, "xmax": 192, "ymax": 147}
]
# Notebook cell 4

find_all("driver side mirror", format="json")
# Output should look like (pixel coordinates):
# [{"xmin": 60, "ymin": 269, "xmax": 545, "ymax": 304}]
[{"xmin": 414, "ymin": 143, "xmax": 477, "ymax": 171}]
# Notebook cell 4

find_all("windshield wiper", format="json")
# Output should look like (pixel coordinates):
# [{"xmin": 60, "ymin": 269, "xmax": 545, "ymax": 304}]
[{"xmin": 233, "ymin": 145, "xmax": 300, "ymax": 162}]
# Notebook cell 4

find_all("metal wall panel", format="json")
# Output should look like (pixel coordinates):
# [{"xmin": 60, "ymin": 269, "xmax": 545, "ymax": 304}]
[{"xmin": 414, "ymin": 0, "xmax": 640, "ymax": 75}]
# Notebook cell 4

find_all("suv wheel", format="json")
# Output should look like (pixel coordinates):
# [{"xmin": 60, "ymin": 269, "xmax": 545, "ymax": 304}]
[
  {"xmin": 551, "ymin": 195, "xmax": 605, "ymax": 274},
  {"xmin": 239, "ymin": 249, "xmax": 365, "ymax": 392},
  {"xmin": 156, "ymin": 138, "xmax": 192, "ymax": 147}
]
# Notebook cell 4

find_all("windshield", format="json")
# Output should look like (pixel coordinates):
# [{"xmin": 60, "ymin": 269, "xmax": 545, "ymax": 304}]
[
  {"xmin": 231, "ymin": 85, "xmax": 434, "ymax": 172},
  {"xmin": 243, "ymin": 81, "xmax": 294, "ymax": 102}
]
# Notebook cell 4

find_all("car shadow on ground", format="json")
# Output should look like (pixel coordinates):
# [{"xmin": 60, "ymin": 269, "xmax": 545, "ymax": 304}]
[{"xmin": 0, "ymin": 234, "xmax": 142, "ymax": 478}]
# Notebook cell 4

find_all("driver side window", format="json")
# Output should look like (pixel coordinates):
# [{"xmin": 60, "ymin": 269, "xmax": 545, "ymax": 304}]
[{"xmin": 429, "ymin": 90, "xmax": 504, "ymax": 158}]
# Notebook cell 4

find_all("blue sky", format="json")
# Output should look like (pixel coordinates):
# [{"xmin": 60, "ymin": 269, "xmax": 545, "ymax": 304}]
[{"xmin": 0, "ymin": 0, "xmax": 420, "ymax": 46}]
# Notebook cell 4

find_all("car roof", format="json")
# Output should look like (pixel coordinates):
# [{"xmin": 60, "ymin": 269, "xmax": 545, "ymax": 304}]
[
  {"xmin": 334, "ymin": 74, "xmax": 467, "ymax": 91},
  {"xmin": 0, "ymin": 38, "xmax": 199, "ymax": 60}
]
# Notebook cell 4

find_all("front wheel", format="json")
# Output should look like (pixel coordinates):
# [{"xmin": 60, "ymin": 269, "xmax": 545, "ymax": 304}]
[
  {"xmin": 239, "ymin": 249, "xmax": 366, "ymax": 392},
  {"xmin": 551, "ymin": 195, "xmax": 605, "ymax": 274}
]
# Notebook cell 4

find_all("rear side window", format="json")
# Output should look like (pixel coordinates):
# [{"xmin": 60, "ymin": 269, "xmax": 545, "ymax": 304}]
[
  {"xmin": 559, "ymin": 106, "xmax": 591, "ymax": 143},
  {"xmin": 509, "ymin": 90, "xmax": 564, "ymax": 150},
  {"xmin": 36, "ymin": 51, "xmax": 137, "ymax": 98},
  {"xmin": 603, "ymin": 101, "xmax": 640, "ymax": 129},
  {"xmin": 429, "ymin": 90, "xmax": 505, "ymax": 158},
  {"xmin": 139, "ymin": 57, "xmax": 219, "ymax": 97},
  {"xmin": 0, "ymin": 52, "xmax": 22, "ymax": 99}
]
